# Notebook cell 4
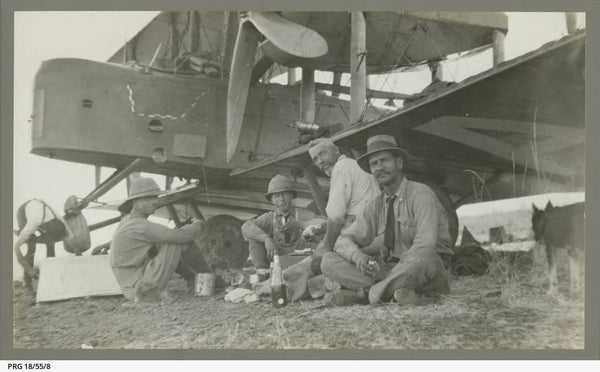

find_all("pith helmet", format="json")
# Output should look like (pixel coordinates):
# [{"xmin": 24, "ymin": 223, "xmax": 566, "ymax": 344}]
[
  {"xmin": 265, "ymin": 175, "xmax": 297, "ymax": 201},
  {"xmin": 118, "ymin": 177, "xmax": 164, "ymax": 213},
  {"xmin": 356, "ymin": 134, "xmax": 411, "ymax": 173}
]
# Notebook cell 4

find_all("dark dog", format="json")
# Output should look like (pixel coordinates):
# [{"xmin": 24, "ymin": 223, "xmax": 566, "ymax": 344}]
[{"xmin": 532, "ymin": 201, "xmax": 584, "ymax": 295}]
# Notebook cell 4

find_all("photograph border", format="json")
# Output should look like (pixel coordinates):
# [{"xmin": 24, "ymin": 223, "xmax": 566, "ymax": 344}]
[{"xmin": 1, "ymin": 0, "xmax": 598, "ymax": 360}]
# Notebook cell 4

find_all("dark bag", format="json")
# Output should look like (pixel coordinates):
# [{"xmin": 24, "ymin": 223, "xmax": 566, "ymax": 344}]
[
  {"xmin": 38, "ymin": 218, "xmax": 68, "ymax": 243},
  {"xmin": 63, "ymin": 212, "xmax": 91, "ymax": 254},
  {"xmin": 450, "ymin": 244, "xmax": 492, "ymax": 276}
]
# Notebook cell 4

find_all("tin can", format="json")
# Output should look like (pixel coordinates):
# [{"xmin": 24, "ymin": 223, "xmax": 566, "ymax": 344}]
[{"xmin": 195, "ymin": 273, "xmax": 216, "ymax": 296}]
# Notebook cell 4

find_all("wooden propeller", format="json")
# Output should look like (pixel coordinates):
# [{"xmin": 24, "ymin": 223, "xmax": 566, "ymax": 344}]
[{"xmin": 226, "ymin": 11, "xmax": 328, "ymax": 163}]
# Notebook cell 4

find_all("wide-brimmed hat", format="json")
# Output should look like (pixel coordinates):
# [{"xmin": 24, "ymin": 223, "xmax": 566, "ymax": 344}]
[
  {"xmin": 265, "ymin": 175, "xmax": 297, "ymax": 201},
  {"xmin": 118, "ymin": 177, "xmax": 165, "ymax": 213},
  {"xmin": 356, "ymin": 135, "xmax": 411, "ymax": 173}
]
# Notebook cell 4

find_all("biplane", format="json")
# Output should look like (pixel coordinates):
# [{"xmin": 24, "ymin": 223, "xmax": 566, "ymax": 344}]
[{"xmin": 29, "ymin": 11, "xmax": 584, "ymax": 268}]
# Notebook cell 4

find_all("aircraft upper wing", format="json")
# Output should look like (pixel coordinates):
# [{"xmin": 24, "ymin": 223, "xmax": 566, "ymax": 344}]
[{"xmin": 231, "ymin": 31, "xmax": 585, "ymax": 204}]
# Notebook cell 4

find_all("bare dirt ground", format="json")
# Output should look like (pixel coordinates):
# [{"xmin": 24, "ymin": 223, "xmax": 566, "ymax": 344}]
[{"xmin": 12, "ymin": 248, "xmax": 584, "ymax": 350}]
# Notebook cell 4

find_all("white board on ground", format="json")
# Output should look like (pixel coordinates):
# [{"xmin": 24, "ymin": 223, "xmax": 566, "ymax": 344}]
[{"xmin": 36, "ymin": 255, "xmax": 123, "ymax": 303}]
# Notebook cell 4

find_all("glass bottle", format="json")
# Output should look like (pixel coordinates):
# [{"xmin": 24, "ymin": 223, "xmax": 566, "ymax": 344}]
[{"xmin": 271, "ymin": 253, "xmax": 287, "ymax": 308}]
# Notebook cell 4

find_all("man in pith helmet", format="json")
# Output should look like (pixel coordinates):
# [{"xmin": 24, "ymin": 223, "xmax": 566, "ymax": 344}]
[
  {"xmin": 110, "ymin": 177, "xmax": 203, "ymax": 304},
  {"xmin": 242, "ymin": 174, "xmax": 308, "ymax": 268},
  {"xmin": 266, "ymin": 138, "xmax": 380, "ymax": 302},
  {"xmin": 321, "ymin": 135, "xmax": 453, "ymax": 306}
]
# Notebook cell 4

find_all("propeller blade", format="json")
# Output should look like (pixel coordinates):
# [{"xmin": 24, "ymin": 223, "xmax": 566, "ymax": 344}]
[
  {"xmin": 226, "ymin": 20, "xmax": 260, "ymax": 163},
  {"xmin": 247, "ymin": 11, "xmax": 328, "ymax": 58}
]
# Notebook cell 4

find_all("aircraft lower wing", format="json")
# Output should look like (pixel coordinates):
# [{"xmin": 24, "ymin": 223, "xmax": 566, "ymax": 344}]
[
  {"xmin": 231, "ymin": 31, "xmax": 585, "ymax": 205},
  {"xmin": 91, "ymin": 176, "xmax": 327, "ymax": 224}
]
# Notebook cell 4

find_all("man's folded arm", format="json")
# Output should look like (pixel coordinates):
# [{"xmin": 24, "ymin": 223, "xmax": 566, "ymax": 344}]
[
  {"xmin": 241, "ymin": 213, "xmax": 272, "ymax": 242},
  {"xmin": 334, "ymin": 202, "xmax": 377, "ymax": 264},
  {"xmin": 143, "ymin": 220, "xmax": 203, "ymax": 244}
]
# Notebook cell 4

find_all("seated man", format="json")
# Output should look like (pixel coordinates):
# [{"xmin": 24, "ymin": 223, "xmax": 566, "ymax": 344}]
[
  {"xmin": 250, "ymin": 140, "xmax": 380, "ymax": 302},
  {"xmin": 321, "ymin": 135, "xmax": 454, "ymax": 306},
  {"xmin": 110, "ymin": 177, "xmax": 203, "ymax": 304},
  {"xmin": 276, "ymin": 138, "xmax": 380, "ymax": 301},
  {"xmin": 242, "ymin": 175, "xmax": 309, "ymax": 268},
  {"xmin": 308, "ymin": 138, "xmax": 379, "ymax": 255}
]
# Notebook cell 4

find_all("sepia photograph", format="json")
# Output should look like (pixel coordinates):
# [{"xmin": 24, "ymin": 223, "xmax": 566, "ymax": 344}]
[{"xmin": 3, "ymin": 0, "xmax": 596, "ymax": 359}]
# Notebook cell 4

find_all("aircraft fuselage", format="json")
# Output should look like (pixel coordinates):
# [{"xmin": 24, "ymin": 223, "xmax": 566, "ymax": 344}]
[{"xmin": 31, "ymin": 58, "xmax": 386, "ymax": 183}]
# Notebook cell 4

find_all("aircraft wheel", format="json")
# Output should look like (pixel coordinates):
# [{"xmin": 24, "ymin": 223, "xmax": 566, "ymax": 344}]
[{"xmin": 194, "ymin": 214, "xmax": 249, "ymax": 269}]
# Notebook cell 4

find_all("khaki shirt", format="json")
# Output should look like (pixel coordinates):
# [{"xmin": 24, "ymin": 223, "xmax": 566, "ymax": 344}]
[
  {"xmin": 334, "ymin": 177, "xmax": 453, "ymax": 264},
  {"xmin": 326, "ymin": 155, "xmax": 380, "ymax": 228},
  {"xmin": 110, "ymin": 216, "xmax": 202, "ymax": 268},
  {"xmin": 241, "ymin": 209, "xmax": 305, "ymax": 254}
]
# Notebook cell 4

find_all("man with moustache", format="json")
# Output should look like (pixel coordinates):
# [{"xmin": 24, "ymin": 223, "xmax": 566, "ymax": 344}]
[
  {"xmin": 321, "ymin": 135, "xmax": 453, "ymax": 306},
  {"xmin": 110, "ymin": 177, "xmax": 203, "ymax": 304}
]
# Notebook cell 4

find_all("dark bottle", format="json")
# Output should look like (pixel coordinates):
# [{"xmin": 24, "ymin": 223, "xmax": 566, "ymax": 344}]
[{"xmin": 271, "ymin": 253, "xmax": 287, "ymax": 308}]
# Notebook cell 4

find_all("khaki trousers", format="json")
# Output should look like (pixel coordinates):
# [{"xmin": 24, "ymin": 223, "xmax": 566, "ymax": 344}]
[
  {"xmin": 112, "ymin": 242, "xmax": 186, "ymax": 302},
  {"xmin": 321, "ymin": 249, "xmax": 450, "ymax": 304}
]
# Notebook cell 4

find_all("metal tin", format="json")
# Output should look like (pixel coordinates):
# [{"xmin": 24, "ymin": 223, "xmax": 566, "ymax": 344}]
[{"xmin": 195, "ymin": 273, "xmax": 216, "ymax": 296}]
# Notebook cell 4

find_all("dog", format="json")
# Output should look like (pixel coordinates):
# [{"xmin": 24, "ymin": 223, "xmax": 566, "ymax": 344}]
[{"xmin": 531, "ymin": 201, "xmax": 584, "ymax": 295}]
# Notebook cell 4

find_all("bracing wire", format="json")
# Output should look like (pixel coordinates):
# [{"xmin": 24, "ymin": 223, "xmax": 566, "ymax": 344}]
[{"xmin": 200, "ymin": 160, "xmax": 211, "ymax": 204}]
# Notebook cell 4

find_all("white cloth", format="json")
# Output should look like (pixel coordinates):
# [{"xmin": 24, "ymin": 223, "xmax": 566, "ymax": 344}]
[
  {"xmin": 225, "ymin": 288, "xmax": 255, "ymax": 303},
  {"xmin": 325, "ymin": 155, "xmax": 380, "ymax": 227}
]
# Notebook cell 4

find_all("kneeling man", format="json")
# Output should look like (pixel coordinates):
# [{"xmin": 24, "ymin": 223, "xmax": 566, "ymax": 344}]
[
  {"xmin": 110, "ymin": 177, "xmax": 203, "ymax": 303},
  {"xmin": 322, "ymin": 135, "xmax": 453, "ymax": 306}
]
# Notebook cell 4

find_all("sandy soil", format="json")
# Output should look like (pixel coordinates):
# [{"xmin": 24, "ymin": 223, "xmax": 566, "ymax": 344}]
[{"xmin": 12, "ymin": 250, "xmax": 584, "ymax": 350}]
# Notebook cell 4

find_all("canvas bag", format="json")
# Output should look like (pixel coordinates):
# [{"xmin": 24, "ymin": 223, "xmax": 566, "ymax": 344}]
[
  {"xmin": 450, "ymin": 244, "xmax": 492, "ymax": 276},
  {"xmin": 62, "ymin": 195, "xmax": 91, "ymax": 254}
]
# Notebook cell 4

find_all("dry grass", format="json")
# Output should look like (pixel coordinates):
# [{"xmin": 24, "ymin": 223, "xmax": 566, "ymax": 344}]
[{"xmin": 12, "ymin": 243, "xmax": 584, "ymax": 350}]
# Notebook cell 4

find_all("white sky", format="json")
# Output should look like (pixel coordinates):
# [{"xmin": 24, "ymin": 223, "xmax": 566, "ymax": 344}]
[{"xmin": 12, "ymin": 11, "xmax": 584, "ymax": 276}]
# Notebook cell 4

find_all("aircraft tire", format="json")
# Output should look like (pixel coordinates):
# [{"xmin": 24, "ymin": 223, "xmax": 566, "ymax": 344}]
[{"xmin": 194, "ymin": 214, "xmax": 249, "ymax": 269}]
